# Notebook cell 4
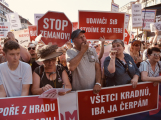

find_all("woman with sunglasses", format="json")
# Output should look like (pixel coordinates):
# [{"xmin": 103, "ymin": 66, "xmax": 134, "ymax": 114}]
[
  {"xmin": 139, "ymin": 47, "xmax": 161, "ymax": 84},
  {"xmin": 31, "ymin": 45, "xmax": 72, "ymax": 95},
  {"xmin": 130, "ymin": 40, "xmax": 142, "ymax": 68},
  {"xmin": 104, "ymin": 39, "xmax": 140, "ymax": 88}
]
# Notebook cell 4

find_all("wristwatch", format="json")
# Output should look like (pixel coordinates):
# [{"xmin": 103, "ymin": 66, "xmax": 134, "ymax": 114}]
[{"xmin": 95, "ymin": 82, "xmax": 101, "ymax": 87}]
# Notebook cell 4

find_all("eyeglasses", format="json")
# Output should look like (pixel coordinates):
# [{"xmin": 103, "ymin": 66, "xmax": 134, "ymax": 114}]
[
  {"xmin": 44, "ymin": 58, "xmax": 56, "ymax": 63},
  {"xmin": 28, "ymin": 47, "xmax": 35, "ymax": 50},
  {"xmin": 151, "ymin": 53, "xmax": 161, "ymax": 57}
]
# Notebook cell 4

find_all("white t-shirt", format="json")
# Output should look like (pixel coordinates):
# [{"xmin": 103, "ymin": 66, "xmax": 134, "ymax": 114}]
[{"xmin": 0, "ymin": 61, "xmax": 32, "ymax": 97}]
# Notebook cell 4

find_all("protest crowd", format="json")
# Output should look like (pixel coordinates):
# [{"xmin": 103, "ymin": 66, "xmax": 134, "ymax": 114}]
[{"xmin": 0, "ymin": 28, "xmax": 161, "ymax": 97}]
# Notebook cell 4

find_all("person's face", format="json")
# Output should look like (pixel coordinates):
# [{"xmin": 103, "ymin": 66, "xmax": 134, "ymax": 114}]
[
  {"xmin": 59, "ymin": 53, "xmax": 66, "ymax": 62},
  {"xmin": 28, "ymin": 47, "xmax": 36, "ymax": 56},
  {"xmin": 7, "ymin": 32, "xmax": 14, "ymax": 40},
  {"xmin": 43, "ymin": 58, "xmax": 56, "ymax": 69},
  {"xmin": 4, "ymin": 49, "xmax": 20, "ymax": 65},
  {"xmin": 148, "ymin": 51, "xmax": 160, "ymax": 62},
  {"xmin": 0, "ymin": 47, "xmax": 3, "ymax": 54},
  {"xmin": 112, "ymin": 42, "xmax": 125, "ymax": 55},
  {"xmin": 132, "ymin": 43, "xmax": 140, "ymax": 51},
  {"xmin": 73, "ymin": 33, "xmax": 87, "ymax": 48}
]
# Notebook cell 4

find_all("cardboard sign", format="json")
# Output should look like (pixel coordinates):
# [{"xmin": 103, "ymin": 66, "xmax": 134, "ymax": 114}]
[
  {"xmin": 132, "ymin": 4, "xmax": 142, "ymax": 28},
  {"xmin": 141, "ymin": 9, "xmax": 156, "ymax": 31},
  {"xmin": 124, "ymin": 29, "xmax": 130, "ymax": 45},
  {"xmin": 79, "ymin": 11, "xmax": 125, "ymax": 40},
  {"xmin": 13, "ymin": 29, "xmax": 30, "ymax": 47},
  {"xmin": 28, "ymin": 25, "xmax": 37, "ymax": 41},
  {"xmin": 0, "ymin": 22, "xmax": 10, "ymax": 38},
  {"xmin": 37, "ymin": 11, "xmax": 72, "ymax": 47},
  {"xmin": 111, "ymin": 2, "xmax": 119, "ymax": 12},
  {"xmin": 125, "ymin": 14, "xmax": 130, "ymax": 30},
  {"xmin": 6, "ymin": 13, "xmax": 22, "ymax": 30},
  {"xmin": 34, "ymin": 14, "xmax": 44, "ymax": 26},
  {"xmin": 0, "ymin": 96, "xmax": 60, "ymax": 120},
  {"xmin": 77, "ymin": 82, "xmax": 158, "ymax": 120}
]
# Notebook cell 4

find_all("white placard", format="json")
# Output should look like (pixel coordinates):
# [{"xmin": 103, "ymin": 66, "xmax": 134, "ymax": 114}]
[
  {"xmin": 0, "ymin": 22, "xmax": 10, "ymax": 38},
  {"xmin": 141, "ymin": 9, "xmax": 156, "ymax": 31},
  {"xmin": 12, "ymin": 29, "xmax": 30, "ymax": 47},
  {"xmin": 150, "ymin": 22, "xmax": 161, "ymax": 32},
  {"xmin": 34, "ymin": 14, "xmax": 44, "ymax": 25},
  {"xmin": 125, "ymin": 14, "xmax": 130, "ymax": 29},
  {"xmin": 5, "ymin": 13, "xmax": 22, "ymax": 30},
  {"xmin": 111, "ymin": 2, "xmax": 119, "ymax": 12},
  {"xmin": 156, "ymin": 15, "xmax": 161, "ymax": 23},
  {"xmin": 132, "ymin": 4, "xmax": 142, "ymax": 28}
]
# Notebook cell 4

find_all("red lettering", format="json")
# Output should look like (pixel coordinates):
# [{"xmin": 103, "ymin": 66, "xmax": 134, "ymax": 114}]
[{"xmin": 65, "ymin": 110, "xmax": 77, "ymax": 120}]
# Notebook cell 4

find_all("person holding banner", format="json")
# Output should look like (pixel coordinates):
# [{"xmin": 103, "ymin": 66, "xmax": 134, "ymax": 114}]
[
  {"xmin": 7, "ymin": 32, "xmax": 31, "ymax": 63},
  {"xmin": 0, "ymin": 41, "xmax": 32, "ymax": 97},
  {"xmin": 139, "ymin": 47, "xmax": 161, "ymax": 84},
  {"xmin": 31, "ymin": 45, "xmax": 72, "ymax": 95},
  {"xmin": 66, "ymin": 29, "xmax": 101, "ymax": 94},
  {"xmin": 104, "ymin": 39, "xmax": 140, "ymax": 88}
]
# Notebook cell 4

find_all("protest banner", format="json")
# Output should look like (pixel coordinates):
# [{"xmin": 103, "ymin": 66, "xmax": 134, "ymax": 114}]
[
  {"xmin": 111, "ymin": 2, "xmax": 119, "ymax": 12},
  {"xmin": 13, "ymin": 29, "xmax": 30, "ymax": 47},
  {"xmin": 77, "ymin": 82, "xmax": 158, "ymax": 120},
  {"xmin": 59, "ymin": 92, "xmax": 78, "ymax": 120},
  {"xmin": 6, "ymin": 13, "xmax": 22, "ymax": 30},
  {"xmin": 79, "ymin": 10, "xmax": 125, "ymax": 40},
  {"xmin": 141, "ymin": 9, "xmax": 156, "ymax": 31},
  {"xmin": 150, "ymin": 22, "xmax": 161, "ymax": 32},
  {"xmin": 124, "ymin": 29, "xmax": 130, "ymax": 45},
  {"xmin": 37, "ymin": 11, "xmax": 72, "ymax": 47},
  {"xmin": 132, "ymin": 4, "xmax": 142, "ymax": 28},
  {"xmin": 34, "ymin": 14, "xmax": 44, "ymax": 26},
  {"xmin": 72, "ymin": 22, "xmax": 78, "ymax": 31},
  {"xmin": 28, "ymin": 25, "xmax": 37, "ymax": 41},
  {"xmin": 125, "ymin": 14, "xmax": 130, "ymax": 30},
  {"xmin": 156, "ymin": 15, "xmax": 161, "ymax": 23},
  {"xmin": 0, "ymin": 96, "xmax": 60, "ymax": 120},
  {"xmin": 0, "ymin": 22, "xmax": 10, "ymax": 38}
]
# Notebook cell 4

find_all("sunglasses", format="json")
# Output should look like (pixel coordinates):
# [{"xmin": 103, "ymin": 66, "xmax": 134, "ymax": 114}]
[
  {"xmin": 151, "ymin": 53, "xmax": 161, "ymax": 57},
  {"xmin": 28, "ymin": 47, "xmax": 35, "ymax": 50}
]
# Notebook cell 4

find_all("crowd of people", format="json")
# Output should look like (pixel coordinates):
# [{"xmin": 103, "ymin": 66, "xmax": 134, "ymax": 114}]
[{"xmin": 0, "ymin": 29, "xmax": 161, "ymax": 97}]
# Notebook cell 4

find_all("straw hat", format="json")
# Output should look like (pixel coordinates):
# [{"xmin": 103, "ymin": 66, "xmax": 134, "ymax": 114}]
[{"xmin": 37, "ymin": 45, "xmax": 63, "ymax": 62}]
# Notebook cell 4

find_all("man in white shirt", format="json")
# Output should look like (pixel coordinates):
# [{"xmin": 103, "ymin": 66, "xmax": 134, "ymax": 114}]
[{"xmin": 0, "ymin": 41, "xmax": 32, "ymax": 97}]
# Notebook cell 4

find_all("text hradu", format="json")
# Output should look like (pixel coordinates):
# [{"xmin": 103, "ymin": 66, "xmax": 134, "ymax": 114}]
[{"xmin": 0, "ymin": 103, "xmax": 55, "ymax": 117}]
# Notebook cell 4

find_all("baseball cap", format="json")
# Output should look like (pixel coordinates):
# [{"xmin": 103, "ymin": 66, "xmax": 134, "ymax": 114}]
[{"xmin": 71, "ymin": 29, "xmax": 85, "ymax": 40}]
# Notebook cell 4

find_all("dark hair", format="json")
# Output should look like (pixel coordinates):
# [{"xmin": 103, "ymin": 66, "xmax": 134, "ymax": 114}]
[
  {"xmin": 112, "ymin": 39, "xmax": 124, "ymax": 47},
  {"xmin": 147, "ymin": 47, "xmax": 160, "ymax": 55},
  {"xmin": 3, "ymin": 41, "xmax": 20, "ymax": 53}
]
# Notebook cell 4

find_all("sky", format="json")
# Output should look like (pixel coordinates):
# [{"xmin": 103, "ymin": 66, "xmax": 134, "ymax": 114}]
[{"xmin": 6, "ymin": 0, "xmax": 134, "ymax": 25}]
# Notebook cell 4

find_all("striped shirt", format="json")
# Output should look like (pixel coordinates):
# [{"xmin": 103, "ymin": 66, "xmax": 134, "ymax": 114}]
[{"xmin": 139, "ymin": 60, "xmax": 161, "ymax": 77}]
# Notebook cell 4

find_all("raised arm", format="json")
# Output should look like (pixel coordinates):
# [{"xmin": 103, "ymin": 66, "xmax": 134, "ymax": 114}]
[
  {"xmin": 98, "ymin": 36, "xmax": 105, "ymax": 61},
  {"xmin": 67, "ymin": 43, "xmax": 89, "ymax": 71},
  {"xmin": 19, "ymin": 45, "xmax": 31, "ymax": 62}
]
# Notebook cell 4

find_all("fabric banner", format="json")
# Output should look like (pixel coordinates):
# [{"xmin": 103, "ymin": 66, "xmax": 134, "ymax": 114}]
[
  {"xmin": 0, "ymin": 96, "xmax": 60, "ymax": 120},
  {"xmin": 77, "ymin": 82, "xmax": 158, "ymax": 120}
]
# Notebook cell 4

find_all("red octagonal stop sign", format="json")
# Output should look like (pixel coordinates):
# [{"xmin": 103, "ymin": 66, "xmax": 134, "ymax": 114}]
[{"xmin": 37, "ymin": 11, "xmax": 72, "ymax": 47}]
